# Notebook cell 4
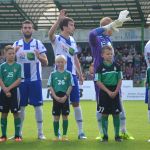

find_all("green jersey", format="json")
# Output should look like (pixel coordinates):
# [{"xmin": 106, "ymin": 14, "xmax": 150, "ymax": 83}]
[
  {"xmin": 146, "ymin": 68, "xmax": 150, "ymax": 89},
  {"xmin": 47, "ymin": 70, "xmax": 74, "ymax": 93},
  {"xmin": 0, "ymin": 62, "xmax": 21, "ymax": 87},
  {"xmin": 95, "ymin": 62, "xmax": 122, "ymax": 86}
]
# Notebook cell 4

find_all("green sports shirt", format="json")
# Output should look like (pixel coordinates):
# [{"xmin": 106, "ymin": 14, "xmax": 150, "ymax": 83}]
[
  {"xmin": 47, "ymin": 70, "xmax": 74, "ymax": 93},
  {"xmin": 95, "ymin": 62, "xmax": 122, "ymax": 86},
  {"xmin": 0, "ymin": 62, "xmax": 21, "ymax": 87}
]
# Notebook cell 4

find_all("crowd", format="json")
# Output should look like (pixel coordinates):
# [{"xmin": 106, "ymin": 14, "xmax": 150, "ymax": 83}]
[{"xmin": 78, "ymin": 43, "xmax": 147, "ymax": 87}]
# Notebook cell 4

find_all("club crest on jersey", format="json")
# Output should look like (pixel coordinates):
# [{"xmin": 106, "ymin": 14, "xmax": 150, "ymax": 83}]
[{"xmin": 64, "ymin": 76, "xmax": 67, "ymax": 80}]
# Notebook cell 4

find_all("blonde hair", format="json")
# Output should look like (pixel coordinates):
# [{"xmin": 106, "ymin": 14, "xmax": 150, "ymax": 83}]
[
  {"xmin": 101, "ymin": 45, "xmax": 113, "ymax": 54},
  {"xmin": 55, "ymin": 55, "xmax": 66, "ymax": 63},
  {"xmin": 4, "ymin": 45, "xmax": 14, "ymax": 53}
]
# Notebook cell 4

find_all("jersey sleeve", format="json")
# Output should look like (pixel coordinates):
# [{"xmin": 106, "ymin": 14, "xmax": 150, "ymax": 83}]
[
  {"xmin": 0, "ymin": 64, "xmax": 2, "ymax": 79},
  {"xmin": 16, "ymin": 64, "xmax": 22, "ymax": 79},
  {"xmin": 68, "ymin": 72, "xmax": 74, "ymax": 86},
  {"xmin": 116, "ymin": 64, "xmax": 123, "ymax": 80},
  {"xmin": 47, "ymin": 73, "xmax": 53, "ymax": 87},
  {"xmin": 147, "ymin": 69, "xmax": 150, "ymax": 87},
  {"xmin": 12, "ymin": 41, "xmax": 18, "ymax": 47},
  {"xmin": 89, "ymin": 27, "xmax": 105, "ymax": 47},
  {"xmin": 37, "ymin": 40, "xmax": 47, "ymax": 54},
  {"xmin": 94, "ymin": 65, "xmax": 102, "ymax": 82},
  {"xmin": 144, "ymin": 41, "xmax": 150, "ymax": 67}
]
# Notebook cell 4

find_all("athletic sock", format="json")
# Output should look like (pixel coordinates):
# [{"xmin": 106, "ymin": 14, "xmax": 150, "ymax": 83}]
[
  {"xmin": 74, "ymin": 107, "xmax": 83, "ymax": 135},
  {"xmin": 34, "ymin": 106, "xmax": 43, "ymax": 136},
  {"xmin": 101, "ymin": 115, "xmax": 108, "ymax": 137},
  {"xmin": 96, "ymin": 111, "xmax": 103, "ymax": 134},
  {"xmin": 63, "ymin": 120, "xmax": 68, "ymax": 135},
  {"xmin": 14, "ymin": 118, "xmax": 21, "ymax": 137},
  {"xmin": 113, "ymin": 115, "xmax": 120, "ymax": 137},
  {"xmin": 53, "ymin": 121, "xmax": 59, "ymax": 137},
  {"xmin": 1, "ymin": 118, "xmax": 7, "ymax": 137},
  {"xmin": 19, "ymin": 106, "xmax": 25, "ymax": 136}
]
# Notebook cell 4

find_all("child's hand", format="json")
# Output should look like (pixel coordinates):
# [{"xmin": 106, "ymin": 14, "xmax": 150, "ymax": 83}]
[
  {"xmin": 107, "ymin": 91, "xmax": 113, "ymax": 98},
  {"xmin": 54, "ymin": 96, "xmax": 61, "ymax": 102},
  {"xmin": 6, "ymin": 92, "xmax": 11, "ymax": 98},
  {"xmin": 111, "ymin": 91, "xmax": 118, "ymax": 99},
  {"xmin": 60, "ymin": 96, "xmax": 67, "ymax": 103}
]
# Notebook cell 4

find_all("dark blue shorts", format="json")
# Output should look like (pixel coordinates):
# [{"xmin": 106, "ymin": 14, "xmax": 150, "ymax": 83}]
[
  {"xmin": 19, "ymin": 80, "xmax": 43, "ymax": 106},
  {"xmin": 70, "ymin": 75, "xmax": 80, "ymax": 103}
]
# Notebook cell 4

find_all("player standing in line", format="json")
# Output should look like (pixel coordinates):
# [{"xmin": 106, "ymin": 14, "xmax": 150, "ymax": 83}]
[
  {"xmin": 95, "ymin": 45, "xmax": 122, "ymax": 142},
  {"xmin": 0, "ymin": 45, "xmax": 22, "ymax": 142},
  {"xmin": 144, "ymin": 40, "xmax": 150, "ymax": 142},
  {"xmin": 47, "ymin": 55, "xmax": 74, "ymax": 141},
  {"xmin": 89, "ymin": 10, "xmax": 134, "ymax": 140},
  {"xmin": 13, "ymin": 20, "xmax": 48, "ymax": 139},
  {"xmin": 48, "ymin": 9, "xmax": 87, "ymax": 139}
]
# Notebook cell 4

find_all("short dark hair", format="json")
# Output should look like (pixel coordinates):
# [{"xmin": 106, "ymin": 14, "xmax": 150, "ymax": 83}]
[
  {"xmin": 59, "ymin": 17, "xmax": 74, "ymax": 31},
  {"xmin": 101, "ymin": 45, "xmax": 113, "ymax": 54},
  {"xmin": 22, "ymin": 20, "xmax": 33, "ymax": 28},
  {"xmin": 4, "ymin": 45, "xmax": 14, "ymax": 53}
]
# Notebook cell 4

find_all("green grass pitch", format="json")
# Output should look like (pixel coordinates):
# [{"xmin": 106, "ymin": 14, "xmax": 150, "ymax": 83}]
[{"xmin": 0, "ymin": 100, "xmax": 150, "ymax": 150}]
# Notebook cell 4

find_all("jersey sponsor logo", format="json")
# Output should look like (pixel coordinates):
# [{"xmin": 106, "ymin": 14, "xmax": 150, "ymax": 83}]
[
  {"xmin": 69, "ymin": 47, "xmax": 75, "ymax": 56},
  {"xmin": 27, "ymin": 52, "xmax": 35, "ymax": 61}
]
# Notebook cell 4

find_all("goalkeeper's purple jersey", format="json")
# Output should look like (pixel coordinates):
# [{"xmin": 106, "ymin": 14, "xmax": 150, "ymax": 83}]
[{"xmin": 89, "ymin": 27, "xmax": 113, "ymax": 73}]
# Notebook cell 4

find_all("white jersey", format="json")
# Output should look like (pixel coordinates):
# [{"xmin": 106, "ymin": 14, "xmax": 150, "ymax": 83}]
[
  {"xmin": 13, "ymin": 38, "xmax": 46, "ymax": 82},
  {"xmin": 51, "ymin": 35, "xmax": 78, "ymax": 75},
  {"xmin": 144, "ymin": 40, "xmax": 150, "ymax": 68}
]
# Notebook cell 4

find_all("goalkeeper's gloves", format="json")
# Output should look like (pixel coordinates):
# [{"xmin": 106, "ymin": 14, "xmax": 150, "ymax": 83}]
[{"xmin": 102, "ymin": 10, "xmax": 131, "ymax": 32}]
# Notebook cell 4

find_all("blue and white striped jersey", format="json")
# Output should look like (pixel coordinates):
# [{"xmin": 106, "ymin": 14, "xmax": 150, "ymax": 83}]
[
  {"xmin": 51, "ymin": 35, "xmax": 78, "ymax": 75},
  {"xmin": 13, "ymin": 38, "xmax": 46, "ymax": 82},
  {"xmin": 145, "ymin": 40, "xmax": 150, "ymax": 68}
]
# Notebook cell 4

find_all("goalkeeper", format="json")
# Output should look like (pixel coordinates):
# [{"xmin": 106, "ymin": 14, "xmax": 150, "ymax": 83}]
[{"xmin": 89, "ymin": 10, "xmax": 134, "ymax": 140}]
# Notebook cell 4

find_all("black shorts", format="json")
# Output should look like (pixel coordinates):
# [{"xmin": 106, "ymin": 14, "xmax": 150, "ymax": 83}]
[
  {"xmin": 97, "ymin": 86, "xmax": 121, "ymax": 115},
  {"xmin": 0, "ymin": 88, "xmax": 20, "ymax": 113},
  {"xmin": 52, "ymin": 91, "xmax": 70, "ymax": 116}
]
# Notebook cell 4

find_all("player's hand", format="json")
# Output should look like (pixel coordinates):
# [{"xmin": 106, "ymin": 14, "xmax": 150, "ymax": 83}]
[
  {"xmin": 118, "ymin": 10, "xmax": 131, "ymax": 23},
  {"xmin": 79, "ymin": 75, "xmax": 84, "ymax": 85},
  {"xmin": 34, "ymin": 49, "xmax": 40, "ymax": 59},
  {"xmin": 58, "ymin": 9, "xmax": 67, "ymax": 20}
]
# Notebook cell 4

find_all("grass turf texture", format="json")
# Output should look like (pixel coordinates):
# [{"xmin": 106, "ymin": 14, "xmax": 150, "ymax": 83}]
[{"xmin": 0, "ymin": 100, "xmax": 150, "ymax": 150}]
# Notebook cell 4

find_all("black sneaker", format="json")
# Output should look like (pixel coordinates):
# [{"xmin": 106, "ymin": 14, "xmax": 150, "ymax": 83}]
[
  {"xmin": 115, "ymin": 136, "xmax": 123, "ymax": 142},
  {"xmin": 101, "ymin": 135, "xmax": 108, "ymax": 142}
]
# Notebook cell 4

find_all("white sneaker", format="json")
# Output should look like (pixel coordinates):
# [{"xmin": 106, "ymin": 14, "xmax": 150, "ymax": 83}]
[{"xmin": 38, "ymin": 134, "xmax": 46, "ymax": 140}]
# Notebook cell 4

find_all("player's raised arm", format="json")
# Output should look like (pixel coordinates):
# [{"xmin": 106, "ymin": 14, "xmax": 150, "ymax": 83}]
[
  {"xmin": 48, "ymin": 9, "xmax": 67, "ymax": 43},
  {"xmin": 102, "ymin": 10, "xmax": 131, "ymax": 32}
]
